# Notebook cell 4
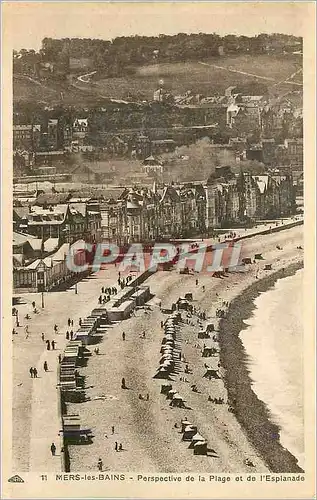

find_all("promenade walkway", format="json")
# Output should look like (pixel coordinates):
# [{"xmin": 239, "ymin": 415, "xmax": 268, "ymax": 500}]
[{"xmin": 13, "ymin": 267, "xmax": 138, "ymax": 472}]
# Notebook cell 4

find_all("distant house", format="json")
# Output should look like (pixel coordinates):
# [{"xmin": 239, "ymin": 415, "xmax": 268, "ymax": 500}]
[
  {"xmin": 71, "ymin": 164, "xmax": 115, "ymax": 184},
  {"xmin": 73, "ymin": 119, "xmax": 89, "ymax": 140},
  {"xmin": 13, "ymin": 124, "xmax": 41, "ymax": 151},
  {"xmin": 142, "ymin": 156, "xmax": 164, "ymax": 174},
  {"xmin": 284, "ymin": 138, "xmax": 303, "ymax": 168},
  {"xmin": 226, "ymin": 103, "xmax": 240, "ymax": 127}
]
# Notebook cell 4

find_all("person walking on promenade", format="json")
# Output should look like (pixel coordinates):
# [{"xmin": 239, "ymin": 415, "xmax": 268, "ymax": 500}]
[
  {"xmin": 66, "ymin": 331, "xmax": 69, "ymax": 340},
  {"xmin": 79, "ymin": 318, "xmax": 82, "ymax": 327},
  {"xmin": 98, "ymin": 458, "xmax": 103, "ymax": 471},
  {"xmin": 111, "ymin": 426, "xmax": 115, "ymax": 435},
  {"xmin": 118, "ymin": 443, "xmax": 123, "ymax": 451},
  {"xmin": 122, "ymin": 332, "xmax": 125, "ymax": 341},
  {"xmin": 44, "ymin": 361, "xmax": 48, "ymax": 372},
  {"xmin": 121, "ymin": 377, "xmax": 126, "ymax": 389},
  {"xmin": 98, "ymin": 295, "xmax": 102, "ymax": 304},
  {"xmin": 71, "ymin": 320, "xmax": 74, "ymax": 327},
  {"xmin": 41, "ymin": 332, "xmax": 45, "ymax": 341},
  {"xmin": 196, "ymin": 279, "xmax": 199, "ymax": 286},
  {"xmin": 25, "ymin": 325, "xmax": 29, "ymax": 339},
  {"xmin": 33, "ymin": 367, "xmax": 38, "ymax": 378},
  {"xmin": 68, "ymin": 318, "xmax": 71, "ymax": 327},
  {"xmin": 52, "ymin": 340, "xmax": 56, "ymax": 350},
  {"xmin": 29, "ymin": 367, "xmax": 34, "ymax": 378},
  {"xmin": 70, "ymin": 331, "xmax": 73, "ymax": 340},
  {"xmin": 58, "ymin": 354, "xmax": 62, "ymax": 363},
  {"xmin": 54, "ymin": 324, "xmax": 58, "ymax": 333},
  {"xmin": 50, "ymin": 443, "xmax": 56, "ymax": 456},
  {"xmin": 115, "ymin": 441, "xmax": 118, "ymax": 451},
  {"xmin": 46, "ymin": 340, "xmax": 51, "ymax": 351}
]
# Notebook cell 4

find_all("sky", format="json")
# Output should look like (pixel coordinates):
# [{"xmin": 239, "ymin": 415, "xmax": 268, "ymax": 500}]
[{"xmin": 3, "ymin": 2, "xmax": 309, "ymax": 51}]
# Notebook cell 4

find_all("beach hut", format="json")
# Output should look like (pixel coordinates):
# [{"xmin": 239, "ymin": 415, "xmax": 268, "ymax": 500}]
[
  {"xmin": 205, "ymin": 323, "xmax": 215, "ymax": 333},
  {"xmin": 202, "ymin": 341, "xmax": 218, "ymax": 357},
  {"xmin": 182, "ymin": 425, "xmax": 198, "ymax": 441},
  {"xmin": 181, "ymin": 420, "xmax": 192, "ymax": 432},
  {"xmin": 198, "ymin": 329, "xmax": 210, "ymax": 339},
  {"xmin": 193, "ymin": 440, "xmax": 208, "ymax": 455},
  {"xmin": 177, "ymin": 298, "xmax": 192, "ymax": 311},
  {"xmin": 153, "ymin": 367, "xmax": 171, "ymax": 380},
  {"xmin": 161, "ymin": 384, "xmax": 172, "ymax": 394},
  {"xmin": 170, "ymin": 394, "xmax": 186, "ymax": 408},
  {"xmin": 203, "ymin": 368, "xmax": 221, "ymax": 380},
  {"xmin": 167, "ymin": 389, "xmax": 177, "ymax": 400},
  {"xmin": 180, "ymin": 420, "xmax": 192, "ymax": 432},
  {"xmin": 184, "ymin": 292, "xmax": 193, "ymax": 301},
  {"xmin": 264, "ymin": 264, "xmax": 272, "ymax": 270},
  {"xmin": 188, "ymin": 433, "xmax": 206, "ymax": 449}
]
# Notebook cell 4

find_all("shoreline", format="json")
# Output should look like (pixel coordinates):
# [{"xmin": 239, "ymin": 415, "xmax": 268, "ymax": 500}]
[{"xmin": 219, "ymin": 260, "xmax": 304, "ymax": 473}]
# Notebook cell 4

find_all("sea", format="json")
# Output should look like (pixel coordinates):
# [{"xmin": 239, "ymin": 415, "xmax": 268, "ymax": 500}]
[{"xmin": 240, "ymin": 269, "xmax": 304, "ymax": 470}]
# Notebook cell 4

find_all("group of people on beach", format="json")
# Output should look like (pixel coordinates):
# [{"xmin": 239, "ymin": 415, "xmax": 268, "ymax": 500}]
[
  {"xmin": 45, "ymin": 339, "xmax": 56, "ymax": 350},
  {"xmin": 29, "ymin": 360, "xmax": 50, "ymax": 378}
]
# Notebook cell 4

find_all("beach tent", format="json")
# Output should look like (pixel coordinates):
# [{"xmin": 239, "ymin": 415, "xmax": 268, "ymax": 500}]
[
  {"xmin": 198, "ymin": 330, "xmax": 210, "ymax": 339},
  {"xmin": 188, "ymin": 433, "xmax": 206, "ymax": 449},
  {"xmin": 160, "ymin": 384, "xmax": 172, "ymax": 394},
  {"xmin": 193, "ymin": 440, "xmax": 208, "ymax": 455},
  {"xmin": 182, "ymin": 425, "xmax": 198, "ymax": 441},
  {"xmin": 181, "ymin": 420, "xmax": 193, "ymax": 432},
  {"xmin": 205, "ymin": 323, "xmax": 215, "ymax": 333},
  {"xmin": 153, "ymin": 367, "xmax": 171, "ymax": 379},
  {"xmin": 203, "ymin": 368, "xmax": 221, "ymax": 379},
  {"xmin": 254, "ymin": 253, "xmax": 264, "ymax": 260},
  {"xmin": 184, "ymin": 293, "xmax": 193, "ymax": 301},
  {"xmin": 264, "ymin": 264, "xmax": 272, "ymax": 270},
  {"xmin": 170, "ymin": 394, "xmax": 186, "ymax": 408},
  {"xmin": 167, "ymin": 389, "xmax": 177, "ymax": 400},
  {"xmin": 202, "ymin": 341, "xmax": 218, "ymax": 357}
]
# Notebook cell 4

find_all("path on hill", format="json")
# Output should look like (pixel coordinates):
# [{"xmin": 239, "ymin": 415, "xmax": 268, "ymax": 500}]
[
  {"xmin": 198, "ymin": 61, "xmax": 276, "ymax": 82},
  {"xmin": 77, "ymin": 71, "xmax": 97, "ymax": 83},
  {"xmin": 199, "ymin": 61, "xmax": 303, "ymax": 88}
]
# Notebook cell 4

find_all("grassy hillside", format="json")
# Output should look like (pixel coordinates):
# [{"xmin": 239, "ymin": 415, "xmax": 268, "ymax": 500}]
[
  {"xmin": 93, "ymin": 54, "xmax": 302, "ymax": 99},
  {"xmin": 13, "ymin": 53, "xmax": 302, "ymax": 107}
]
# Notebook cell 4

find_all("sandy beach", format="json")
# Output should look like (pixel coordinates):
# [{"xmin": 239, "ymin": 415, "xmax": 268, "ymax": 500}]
[{"xmin": 61, "ymin": 225, "xmax": 304, "ymax": 473}]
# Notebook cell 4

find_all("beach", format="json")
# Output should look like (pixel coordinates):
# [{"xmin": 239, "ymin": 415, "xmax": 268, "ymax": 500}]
[{"xmin": 61, "ymin": 225, "xmax": 304, "ymax": 473}]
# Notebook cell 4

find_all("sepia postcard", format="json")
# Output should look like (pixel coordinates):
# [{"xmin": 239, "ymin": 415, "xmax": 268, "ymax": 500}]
[{"xmin": 1, "ymin": 1, "xmax": 316, "ymax": 498}]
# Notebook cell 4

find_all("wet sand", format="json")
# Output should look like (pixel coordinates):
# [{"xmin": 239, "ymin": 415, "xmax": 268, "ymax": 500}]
[{"xmin": 67, "ymin": 226, "xmax": 304, "ymax": 472}]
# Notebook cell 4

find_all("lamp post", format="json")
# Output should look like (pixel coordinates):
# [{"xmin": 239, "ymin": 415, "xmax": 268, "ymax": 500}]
[
  {"xmin": 41, "ymin": 291, "xmax": 45, "ymax": 308},
  {"xmin": 75, "ymin": 282, "xmax": 78, "ymax": 294}
]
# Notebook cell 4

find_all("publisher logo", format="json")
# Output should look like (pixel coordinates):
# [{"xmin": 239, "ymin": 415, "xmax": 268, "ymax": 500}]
[{"xmin": 8, "ymin": 475, "xmax": 24, "ymax": 483}]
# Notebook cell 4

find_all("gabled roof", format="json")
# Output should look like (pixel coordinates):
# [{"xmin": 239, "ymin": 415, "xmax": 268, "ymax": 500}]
[
  {"xmin": 34, "ymin": 193, "xmax": 71, "ymax": 206},
  {"xmin": 160, "ymin": 186, "xmax": 180, "ymax": 203},
  {"xmin": 253, "ymin": 175, "xmax": 269, "ymax": 194},
  {"xmin": 28, "ymin": 239, "xmax": 43, "ymax": 251},
  {"xmin": 13, "ymin": 231, "xmax": 37, "ymax": 246}
]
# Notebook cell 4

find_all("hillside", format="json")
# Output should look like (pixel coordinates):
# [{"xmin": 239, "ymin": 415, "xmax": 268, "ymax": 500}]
[{"xmin": 13, "ymin": 53, "xmax": 302, "ymax": 108}]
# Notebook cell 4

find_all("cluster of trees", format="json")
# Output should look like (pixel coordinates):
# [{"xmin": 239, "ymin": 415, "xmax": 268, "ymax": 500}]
[{"xmin": 13, "ymin": 32, "xmax": 302, "ymax": 80}]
